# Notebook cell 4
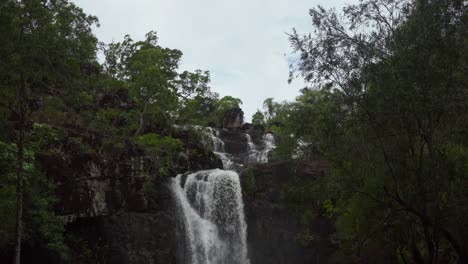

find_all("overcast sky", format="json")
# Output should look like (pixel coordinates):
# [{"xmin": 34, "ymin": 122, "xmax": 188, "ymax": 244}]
[{"xmin": 72, "ymin": 0, "xmax": 354, "ymax": 121}]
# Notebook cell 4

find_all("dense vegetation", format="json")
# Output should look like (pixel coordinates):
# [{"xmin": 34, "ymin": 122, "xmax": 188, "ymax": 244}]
[
  {"xmin": 0, "ymin": 0, "xmax": 241, "ymax": 262},
  {"xmin": 258, "ymin": 0, "xmax": 467, "ymax": 263},
  {"xmin": 0, "ymin": 0, "xmax": 466, "ymax": 263}
]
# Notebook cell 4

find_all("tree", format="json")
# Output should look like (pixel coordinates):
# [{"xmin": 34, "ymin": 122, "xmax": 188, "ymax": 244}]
[
  {"xmin": 263, "ymin": 98, "xmax": 276, "ymax": 122},
  {"xmin": 177, "ymin": 92, "xmax": 219, "ymax": 126},
  {"xmin": 0, "ymin": 1, "xmax": 98, "ymax": 262},
  {"xmin": 251, "ymin": 110, "xmax": 265, "ymax": 126},
  {"xmin": 214, "ymin": 96, "xmax": 243, "ymax": 126},
  {"xmin": 103, "ymin": 31, "xmax": 215, "ymax": 135},
  {"xmin": 176, "ymin": 70, "xmax": 212, "ymax": 101},
  {"xmin": 289, "ymin": 0, "xmax": 468, "ymax": 262}
]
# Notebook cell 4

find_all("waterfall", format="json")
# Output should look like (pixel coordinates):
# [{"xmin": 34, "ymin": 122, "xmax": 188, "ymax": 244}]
[
  {"xmin": 213, "ymin": 151, "xmax": 235, "ymax": 170},
  {"xmin": 248, "ymin": 133, "xmax": 276, "ymax": 163},
  {"xmin": 171, "ymin": 169, "xmax": 250, "ymax": 264},
  {"xmin": 177, "ymin": 125, "xmax": 276, "ymax": 168},
  {"xmin": 245, "ymin": 134, "xmax": 256, "ymax": 151},
  {"xmin": 197, "ymin": 126, "xmax": 237, "ymax": 170},
  {"xmin": 205, "ymin": 127, "xmax": 225, "ymax": 152},
  {"xmin": 171, "ymin": 126, "xmax": 278, "ymax": 263}
]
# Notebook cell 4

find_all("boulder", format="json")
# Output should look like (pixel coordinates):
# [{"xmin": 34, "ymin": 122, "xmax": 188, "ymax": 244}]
[{"xmin": 222, "ymin": 107, "xmax": 244, "ymax": 130}]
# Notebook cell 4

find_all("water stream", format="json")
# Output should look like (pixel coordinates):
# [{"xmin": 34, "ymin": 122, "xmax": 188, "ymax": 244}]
[
  {"xmin": 171, "ymin": 126, "xmax": 276, "ymax": 264},
  {"xmin": 247, "ymin": 133, "xmax": 276, "ymax": 164},
  {"xmin": 171, "ymin": 170, "xmax": 250, "ymax": 264}
]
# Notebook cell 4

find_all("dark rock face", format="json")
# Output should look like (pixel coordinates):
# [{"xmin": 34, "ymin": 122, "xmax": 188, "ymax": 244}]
[
  {"xmin": 219, "ymin": 129, "xmax": 248, "ymax": 156},
  {"xmin": 222, "ymin": 107, "xmax": 244, "ymax": 130},
  {"xmin": 241, "ymin": 160, "xmax": 335, "ymax": 264},
  {"xmin": 33, "ymin": 117, "xmax": 334, "ymax": 264},
  {"xmin": 65, "ymin": 180, "xmax": 177, "ymax": 264},
  {"xmin": 172, "ymin": 129, "xmax": 223, "ymax": 171},
  {"xmin": 34, "ymin": 128, "xmax": 222, "ymax": 264},
  {"xmin": 245, "ymin": 124, "xmax": 265, "ymax": 145}
]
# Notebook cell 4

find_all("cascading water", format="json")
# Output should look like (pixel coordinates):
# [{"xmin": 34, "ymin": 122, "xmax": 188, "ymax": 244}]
[
  {"xmin": 172, "ymin": 125, "xmax": 278, "ymax": 263},
  {"xmin": 197, "ymin": 127, "xmax": 237, "ymax": 170},
  {"xmin": 205, "ymin": 127, "xmax": 225, "ymax": 152},
  {"xmin": 245, "ymin": 134, "xmax": 256, "ymax": 151},
  {"xmin": 248, "ymin": 133, "xmax": 276, "ymax": 163},
  {"xmin": 171, "ymin": 169, "xmax": 250, "ymax": 264}
]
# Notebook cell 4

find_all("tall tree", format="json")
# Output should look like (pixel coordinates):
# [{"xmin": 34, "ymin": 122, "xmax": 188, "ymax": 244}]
[
  {"xmin": 0, "ymin": 1, "xmax": 98, "ymax": 262},
  {"xmin": 289, "ymin": 0, "xmax": 468, "ymax": 262},
  {"xmin": 103, "ymin": 31, "xmax": 214, "ymax": 135}
]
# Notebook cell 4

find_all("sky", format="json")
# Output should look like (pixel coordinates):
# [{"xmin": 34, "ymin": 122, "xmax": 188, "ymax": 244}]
[{"xmin": 72, "ymin": 0, "xmax": 354, "ymax": 121}]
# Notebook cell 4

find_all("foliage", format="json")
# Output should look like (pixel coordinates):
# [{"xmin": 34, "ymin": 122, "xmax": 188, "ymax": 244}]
[
  {"xmin": 0, "ymin": 0, "xmax": 244, "ymax": 261},
  {"xmin": 0, "ymin": 0, "xmax": 98, "ymax": 115},
  {"xmin": 135, "ymin": 133, "xmax": 184, "ymax": 177},
  {"xmin": 213, "ymin": 96, "xmax": 243, "ymax": 125},
  {"xmin": 0, "ymin": 125, "xmax": 68, "ymax": 260},
  {"xmin": 288, "ymin": 0, "xmax": 468, "ymax": 263},
  {"xmin": 177, "ymin": 90, "xmax": 219, "ymax": 126},
  {"xmin": 0, "ymin": 1, "xmax": 98, "ymax": 261},
  {"xmin": 103, "ymin": 31, "xmax": 219, "ymax": 135},
  {"xmin": 243, "ymin": 167, "xmax": 257, "ymax": 195},
  {"xmin": 251, "ymin": 110, "xmax": 265, "ymax": 126},
  {"xmin": 177, "ymin": 94, "xmax": 243, "ymax": 127}
]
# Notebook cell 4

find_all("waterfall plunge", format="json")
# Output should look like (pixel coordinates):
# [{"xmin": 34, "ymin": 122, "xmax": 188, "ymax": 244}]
[{"xmin": 171, "ymin": 169, "xmax": 250, "ymax": 264}]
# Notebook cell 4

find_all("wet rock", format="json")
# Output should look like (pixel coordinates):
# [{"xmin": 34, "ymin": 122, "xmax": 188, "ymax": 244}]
[
  {"xmin": 245, "ymin": 124, "xmax": 265, "ymax": 145},
  {"xmin": 241, "ymin": 122, "xmax": 252, "ymax": 131},
  {"xmin": 219, "ymin": 129, "xmax": 249, "ymax": 156},
  {"xmin": 171, "ymin": 129, "xmax": 223, "ymax": 171}
]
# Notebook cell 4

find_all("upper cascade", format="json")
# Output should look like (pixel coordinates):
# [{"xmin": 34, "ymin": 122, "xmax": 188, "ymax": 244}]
[
  {"xmin": 191, "ymin": 125, "xmax": 276, "ymax": 170},
  {"xmin": 247, "ymin": 133, "xmax": 276, "ymax": 164}
]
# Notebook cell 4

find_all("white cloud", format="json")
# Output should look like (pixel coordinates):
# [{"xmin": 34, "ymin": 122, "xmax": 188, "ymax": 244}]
[{"xmin": 73, "ymin": 0, "xmax": 354, "ymax": 121}]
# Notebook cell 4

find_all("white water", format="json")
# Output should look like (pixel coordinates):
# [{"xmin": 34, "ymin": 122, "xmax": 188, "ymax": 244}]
[
  {"xmin": 248, "ymin": 133, "xmax": 276, "ymax": 164},
  {"xmin": 171, "ymin": 169, "xmax": 250, "ymax": 264},
  {"xmin": 181, "ymin": 125, "xmax": 276, "ymax": 167},
  {"xmin": 292, "ymin": 139, "xmax": 312, "ymax": 159},
  {"xmin": 205, "ymin": 127, "xmax": 225, "ymax": 152},
  {"xmin": 197, "ymin": 127, "xmax": 239, "ymax": 170},
  {"xmin": 245, "ymin": 134, "xmax": 256, "ymax": 151}
]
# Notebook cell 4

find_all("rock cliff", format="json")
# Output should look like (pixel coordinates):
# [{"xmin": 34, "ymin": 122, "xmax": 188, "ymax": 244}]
[
  {"xmin": 30, "ymin": 110, "xmax": 333, "ymax": 263},
  {"xmin": 33, "ymin": 130, "xmax": 220, "ymax": 263},
  {"xmin": 241, "ymin": 160, "xmax": 336, "ymax": 264}
]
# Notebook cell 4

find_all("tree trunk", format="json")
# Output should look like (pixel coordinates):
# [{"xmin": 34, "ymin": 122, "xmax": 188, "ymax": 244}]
[
  {"xmin": 13, "ymin": 121, "xmax": 25, "ymax": 264},
  {"xmin": 133, "ymin": 110, "xmax": 145, "ymax": 137},
  {"xmin": 133, "ymin": 102, "xmax": 148, "ymax": 137}
]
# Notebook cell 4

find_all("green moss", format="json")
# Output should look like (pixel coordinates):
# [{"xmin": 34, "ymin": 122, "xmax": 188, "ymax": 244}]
[{"xmin": 244, "ymin": 167, "xmax": 256, "ymax": 194}]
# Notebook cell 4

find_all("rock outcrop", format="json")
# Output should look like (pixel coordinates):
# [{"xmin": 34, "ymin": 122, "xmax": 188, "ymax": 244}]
[
  {"xmin": 241, "ymin": 159, "xmax": 335, "ymax": 264},
  {"xmin": 34, "ymin": 128, "xmax": 222, "ymax": 263},
  {"xmin": 222, "ymin": 107, "xmax": 244, "ymax": 130}
]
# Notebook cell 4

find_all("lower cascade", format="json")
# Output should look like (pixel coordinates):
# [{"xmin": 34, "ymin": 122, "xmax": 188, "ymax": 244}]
[{"xmin": 171, "ymin": 169, "xmax": 250, "ymax": 264}]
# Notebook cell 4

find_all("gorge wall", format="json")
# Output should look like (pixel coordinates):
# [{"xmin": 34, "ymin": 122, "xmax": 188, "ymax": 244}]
[
  {"xmin": 30, "ymin": 109, "xmax": 334, "ymax": 264},
  {"xmin": 241, "ymin": 160, "xmax": 335, "ymax": 264}
]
